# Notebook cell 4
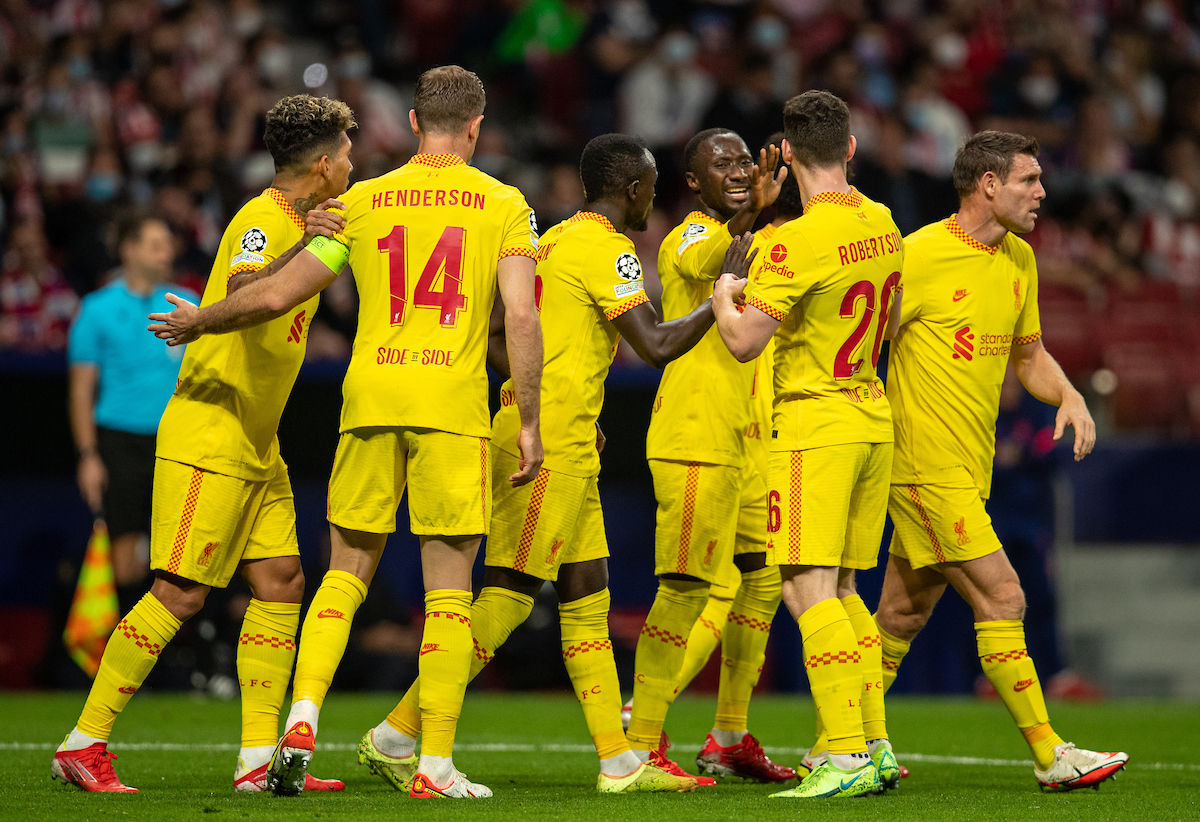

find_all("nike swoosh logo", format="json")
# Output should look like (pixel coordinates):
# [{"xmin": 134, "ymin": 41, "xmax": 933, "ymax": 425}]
[
  {"xmin": 1014, "ymin": 679, "xmax": 1036, "ymax": 691},
  {"xmin": 840, "ymin": 774, "xmax": 862, "ymax": 790},
  {"xmin": 953, "ymin": 293, "xmax": 968, "ymax": 301},
  {"xmin": 317, "ymin": 612, "xmax": 345, "ymax": 620}
]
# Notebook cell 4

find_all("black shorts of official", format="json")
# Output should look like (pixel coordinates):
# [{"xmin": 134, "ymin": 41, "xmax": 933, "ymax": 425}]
[{"xmin": 96, "ymin": 426, "xmax": 157, "ymax": 539}]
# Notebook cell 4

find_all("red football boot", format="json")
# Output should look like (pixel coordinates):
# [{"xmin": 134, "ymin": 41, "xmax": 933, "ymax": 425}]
[
  {"xmin": 52, "ymin": 743, "xmax": 138, "ymax": 793},
  {"xmin": 696, "ymin": 732, "xmax": 797, "ymax": 782}
]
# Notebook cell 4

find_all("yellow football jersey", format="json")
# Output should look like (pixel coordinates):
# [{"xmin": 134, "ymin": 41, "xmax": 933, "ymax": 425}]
[
  {"xmin": 646, "ymin": 211, "xmax": 754, "ymax": 467},
  {"xmin": 888, "ymin": 215, "xmax": 1042, "ymax": 498},
  {"xmin": 332, "ymin": 153, "xmax": 537, "ymax": 436},
  {"xmin": 744, "ymin": 188, "xmax": 901, "ymax": 451},
  {"xmin": 492, "ymin": 212, "xmax": 649, "ymax": 478},
  {"xmin": 745, "ymin": 223, "xmax": 781, "ymax": 476},
  {"xmin": 156, "ymin": 188, "xmax": 316, "ymax": 481}
]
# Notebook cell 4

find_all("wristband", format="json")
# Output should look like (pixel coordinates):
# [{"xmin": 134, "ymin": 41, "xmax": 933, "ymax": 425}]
[{"xmin": 306, "ymin": 234, "xmax": 350, "ymax": 272}]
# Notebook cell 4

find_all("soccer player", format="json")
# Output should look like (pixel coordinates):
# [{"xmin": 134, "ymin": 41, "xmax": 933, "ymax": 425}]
[
  {"xmin": 627, "ymin": 127, "xmax": 795, "ymax": 784},
  {"xmin": 149, "ymin": 65, "xmax": 543, "ymax": 799},
  {"xmin": 356, "ymin": 133, "xmax": 739, "ymax": 795},
  {"xmin": 712, "ymin": 90, "xmax": 904, "ymax": 798},
  {"xmin": 52, "ymin": 94, "xmax": 356, "ymax": 794},
  {"xmin": 872, "ymin": 130, "xmax": 1128, "ymax": 791}
]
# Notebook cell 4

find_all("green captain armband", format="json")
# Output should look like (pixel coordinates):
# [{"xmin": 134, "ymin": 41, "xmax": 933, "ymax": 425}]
[{"xmin": 306, "ymin": 234, "xmax": 350, "ymax": 272}]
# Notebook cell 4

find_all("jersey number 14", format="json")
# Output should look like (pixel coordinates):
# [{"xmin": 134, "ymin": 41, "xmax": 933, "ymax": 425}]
[{"xmin": 378, "ymin": 225, "xmax": 468, "ymax": 328}]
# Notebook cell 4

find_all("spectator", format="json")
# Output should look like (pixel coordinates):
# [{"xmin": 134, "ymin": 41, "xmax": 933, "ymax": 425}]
[
  {"xmin": 66, "ymin": 211, "xmax": 196, "ymax": 613},
  {"xmin": 0, "ymin": 221, "xmax": 78, "ymax": 350}
]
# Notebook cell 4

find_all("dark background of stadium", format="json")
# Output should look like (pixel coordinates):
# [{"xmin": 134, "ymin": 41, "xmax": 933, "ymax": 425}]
[{"xmin": 2, "ymin": 0, "xmax": 1199, "ymax": 702}]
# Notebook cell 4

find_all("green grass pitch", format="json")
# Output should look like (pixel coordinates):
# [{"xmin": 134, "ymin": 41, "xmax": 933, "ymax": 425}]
[{"xmin": 2, "ymin": 692, "xmax": 1197, "ymax": 821}]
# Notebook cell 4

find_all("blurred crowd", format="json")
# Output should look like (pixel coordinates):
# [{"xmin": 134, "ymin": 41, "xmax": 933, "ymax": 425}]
[{"xmin": 0, "ymin": 0, "xmax": 1199, "ymax": 431}]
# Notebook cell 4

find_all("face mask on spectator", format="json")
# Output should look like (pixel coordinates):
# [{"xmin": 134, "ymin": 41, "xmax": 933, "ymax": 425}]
[
  {"xmin": 86, "ymin": 174, "xmax": 121, "ymax": 202},
  {"xmin": 258, "ymin": 45, "xmax": 291, "ymax": 83},
  {"xmin": 659, "ymin": 32, "xmax": 697, "ymax": 65},
  {"xmin": 338, "ymin": 52, "xmax": 372, "ymax": 80},
  {"xmin": 750, "ymin": 17, "xmax": 788, "ymax": 51},
  {"xmin": 1019, "ymin": 75, "xmax": 1059, "ymax": 110},
  {"xmin": 932, "ymin": 32, "xmax": 968, "ymax": 70}
]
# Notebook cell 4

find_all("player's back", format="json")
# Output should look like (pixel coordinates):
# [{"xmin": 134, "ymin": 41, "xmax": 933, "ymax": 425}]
[
  {"xmin": 492, "ymin": 212, "xmax": 647, "ymax": 478},
  {"xmin": 747, "ymin": 189, "xmax": 901, "ymax": 450},
  {"xmin": 647, "ymin": 212, "xmax": 754, "ymax": 467},
  {"xmin": 335, "ymin": 154, "xmax": 537, "ymax": 438},
  {"xmin": 157, "ymin": 189, "xmax": 313, "ymax": 480}
]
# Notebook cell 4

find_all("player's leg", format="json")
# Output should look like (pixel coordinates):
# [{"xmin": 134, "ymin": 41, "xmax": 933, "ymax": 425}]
[
  {"xmin": 628, "ymin": 460, "xmax": 738, "ymax": 775},
  {"xmin": 768, "ymin": 445, "xmax": 878, "ymax": 799},
  {"xmin": 675, "ymin": 572, "xmax": 738, "ymax": 696},
  {"xmin": 941, "ymin": 549, "xmax": 1127, "ymax": 788},
  {"xmin": 54, "ymin": 457, "xmax": 241, "ymax": 793},
  {"xmin": 874, "ymin": 551, "xmax": 948, "ymax": 689},
  {"xmin": 403, "ymin": 430, "xmax": 494, "ymax": 798}
]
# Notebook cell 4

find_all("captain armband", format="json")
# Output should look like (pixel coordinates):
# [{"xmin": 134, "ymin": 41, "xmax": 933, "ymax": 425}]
[{"xmin": 306, "ymin": 234, "xmax": 350, "ymax": 273}]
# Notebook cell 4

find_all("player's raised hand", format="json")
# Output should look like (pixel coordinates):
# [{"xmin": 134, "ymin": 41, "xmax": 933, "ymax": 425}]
[
  {"xmin": 1054, "ymin": 391, "xmax": 1096, "ymax": 461},
  {"xmin": 722, "ymin": 231, "xmax": 759, "ymax": 281},
  {"xmin": 302, "ymin": 198, "xmax": 347, "ymax": 245},
  {"xmin": 510, "ymin": 424, "xmax": 544, "ymax": 486},
  {"xmin": 748, "ymin": 144, "xmax": 787, "ymax": 212},
  {"xmin": 148, "ymin": 293, "xmax": 202, "ymax": 346}
]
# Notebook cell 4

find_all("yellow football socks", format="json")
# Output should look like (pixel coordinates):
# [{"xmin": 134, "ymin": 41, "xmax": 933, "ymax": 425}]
[
  {"xmin": 627, "ymin": 578, "xmax": 708, "ymax": 752},
  {"xmin": 237, "ymin": 599, "xmax": 300, "ymax": 749},
  {"xmin": 418, "ymin": 589, "xmax": 474, "ymax": 757},
  {"xmin": 715, "ymin": 565, "xmax": 780, "ymax": 732},
  {"xmin": 878, "ymin": 622, "xmax": 911, "ymax": 694},
  {"xmin": 386, "ymin": 586, "xmax": 534, "ymax": 739},
  {"xmin": 291, "ymin": 570, "xmax": 368, "ymax": 708},
  {"xmin": 77, "ymin": 593, "xmax": 181, "ymax": 740},
  {"xmin": 675, "ymin": 581, "xmax": 735, "ymax": 695},
  {"xmin": 977, "ymin": 619, "xmax": 1063, "ymax": 770},
  {"xmin": 842, "ymin": 594, "xmax": 886, "ymax": 742},
  {"xmin": 799, "ymin": 597, "xmax": 866, "ymax": 755},
  {"xmin": 560, "ymin": 589, "xmax": 628, "ymax": 759}
]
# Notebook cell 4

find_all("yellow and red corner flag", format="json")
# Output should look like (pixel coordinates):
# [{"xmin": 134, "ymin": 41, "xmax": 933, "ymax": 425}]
[{"xmin": 63, "ymin": 520, "xmax": 120, "ymax": 678}]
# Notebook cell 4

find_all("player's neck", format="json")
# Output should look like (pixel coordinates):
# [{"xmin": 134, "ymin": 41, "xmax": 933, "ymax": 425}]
[
  {"xmin": 691, "ymin": 195, "xmax": 727, "ymax": 223},
  {"xmin": 585, "ymin": 201, "xmax": 626, "ymax": 232},
  {"xmin": 416, "ymin": 133, "xmax": 473, "ymax": 164},
  {"xmin": 270, "ymin": 175, "xmax": 325, "ymax": 216},
  {"xmin": 953, "ymin": 202, "xmax": 1008, "ymax": 248},
  {"xmin": 771, "ymin": 214, "xmax": 800, "ymax": 228},
  {"xmin": 795, "ymin": 166, "xmax": 852, "ymax": 212}
]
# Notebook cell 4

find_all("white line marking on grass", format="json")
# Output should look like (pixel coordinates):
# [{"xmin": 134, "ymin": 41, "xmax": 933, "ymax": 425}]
[{"xmin": 4, "ymin": 742, "xmax": 1189, "ymax": 771}]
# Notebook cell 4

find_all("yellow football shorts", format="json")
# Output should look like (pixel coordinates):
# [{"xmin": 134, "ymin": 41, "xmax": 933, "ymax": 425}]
[
  {"xmin": 650, "ymin": 458, "xmax": 768, "ymax": 584},
  {"xmin": 327, "ymin": 427, "xmax": 490, "ymax": 536},
  {"xmin": 150, "ymin": 457, "xmax": 299, "ymax": 588},
  {"xmin": 484, "ymin": 446, "xmax": 607, "ymax": 581},
  {"xmin": 888, "ymin": 482, "xmax": 1003, "ymax": 569},
  {"xmin": 766, "ymin": 441, "xmax": 892, "ymax": 570}
]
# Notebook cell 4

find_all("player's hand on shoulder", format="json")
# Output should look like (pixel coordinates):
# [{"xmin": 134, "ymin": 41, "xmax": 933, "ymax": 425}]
[
  {"xmin": 147, "ymin": 293, "xmax": 201, "ymax": 346},
  {"xmin": 722, "ymin": 231, "xmax": 758, "ymax": 280},
  {"xmin": 510, "ymin": 425, "xmax": 544, "ymax": 487},
  {"xmin": 595, "ymin": 422, "xmax": 606, "ymax": 455},
  {"xmin": 714, "ymin": 272, "xmax": 748, "ymax": 309},
  {"xmin": 302, "ymin": 198, "xmax": 347, "ymax": 245}
]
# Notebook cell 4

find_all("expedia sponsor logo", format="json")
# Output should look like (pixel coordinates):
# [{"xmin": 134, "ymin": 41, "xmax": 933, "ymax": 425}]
[
  {"xmin": 770, "ymin": 244, "xmax": 787, "ymax": 263},
  {"xmin": 761, "ymin": 257, "xmax": 795, "ymax": 279}
]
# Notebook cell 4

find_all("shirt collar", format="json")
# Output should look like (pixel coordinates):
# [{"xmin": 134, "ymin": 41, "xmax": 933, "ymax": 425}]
[
  {"xmin": 265, "ymin": 188, "xmax": 305, "ymax": 229},
  {"xmin": 410, "ymin": 153, "xmax": 467, "ymax": 169},
  {"xmin": 569, "ymin": 211, "xmax": 618, "ymax": 233},
  {"xmin": 945, "ymin": 214, "xmax": 999, "ymax": 256},
  {"xmin": 805, "ymin": 187, "xmax": 864, "ymax": 210}
]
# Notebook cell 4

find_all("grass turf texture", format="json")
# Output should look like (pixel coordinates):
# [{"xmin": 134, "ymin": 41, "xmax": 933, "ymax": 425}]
[{"xmin": 3, "ymin": 693, "xmax": 1197, "ymax": 821}]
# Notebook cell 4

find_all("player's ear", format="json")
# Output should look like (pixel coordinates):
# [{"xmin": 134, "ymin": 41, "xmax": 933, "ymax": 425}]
[
  {"xmin": 781, "ymin": 139, "xmax": 794, "ymax": 165},
  {"xmin": 846, "ymin": 134, "xmax": 857, "ymax": 164},
  {"xmin": 684, "ymin": 171, "xmax": 700, "ymax": 192},
  {"xmin": 627, "ymin": 178, "xmax": 639, "ymax": 202},
  {"xmin": 467, "ymin": 114, "xmax": 485, "ymax": 143},
  {"xmin": 408, "ymin": 109, "xmax": 420, "ymax": 137}
]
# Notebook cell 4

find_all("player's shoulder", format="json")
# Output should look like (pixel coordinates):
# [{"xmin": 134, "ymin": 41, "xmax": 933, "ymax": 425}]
[
  {"xmin": 1000, "ymin": 231, "xmax": 1036, "ymax": 267},
  {"xmin": 664, "ymin": 210, "xmax": 721, "ymax": 253},
  {"xmin": 224, "ymin": 190, "xmax": 296, "ymax": 252}
]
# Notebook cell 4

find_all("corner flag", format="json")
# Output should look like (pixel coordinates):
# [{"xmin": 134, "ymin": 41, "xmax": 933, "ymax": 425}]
[{"xmin": 63, "ymin": 520, "xmax": 120, "ymax": 677}]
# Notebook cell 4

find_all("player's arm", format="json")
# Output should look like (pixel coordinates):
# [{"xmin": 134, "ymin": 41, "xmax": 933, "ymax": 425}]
[
  {"xmin": 497, "ymin": 254, "xmax": 543, "ymax": 486},
  {"xmin": 711, "ymin": 232, "xmax": 778, "ymax": 362},
  {"xmin": 228, "ymin": 199, "xmax": 346, "ymax": 294},
  {"xmin": 67, "ymin": 363, "xmax": 105, "ymax": 514},
  {"xmin": 678, "ymin": 147, "xmax": 786, "ymax": 282},
  {"xmin": 148, "ymin": 238, "xmax": 345, "ymax": 345},
  {"xmin": 884, "ymin": 288, "xmax": 904, "ymax": 340},
  {"xmin": 611, "ymin": 297, "xmax": 713, "ymax": 369},
  {"xmin": 487, "ymin": 292, "xmax": 511, "ymax": 378},
  {"xmin": 1011, "ymin": 337, "xmax": 1095, "ymax": 461}
]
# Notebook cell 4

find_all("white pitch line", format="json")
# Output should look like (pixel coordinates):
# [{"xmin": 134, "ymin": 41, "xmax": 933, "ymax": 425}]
[{"xmin": 3, "ymin": 741, "xmax": 1193, "ymax": 771}]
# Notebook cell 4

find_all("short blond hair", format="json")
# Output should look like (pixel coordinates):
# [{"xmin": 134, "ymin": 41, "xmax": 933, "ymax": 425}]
[
  {"xmin": 264, "ymin": 95, "xmax": 356, "ymax": 172},
  {"xmin": 413, "ymin": 65, "xmax": 486, "ymax": 136}
]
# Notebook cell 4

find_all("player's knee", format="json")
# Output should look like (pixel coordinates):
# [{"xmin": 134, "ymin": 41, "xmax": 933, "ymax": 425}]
[
  {"xmin": 258, "ymin": 561, "xmax": 305, "ymax": 604},
  {"xmin": 150, "ymin": 574, "xmax": 208, "ymax": 621},
  {"xmin": 876, "ymin": 595, "xmax": 931, "ymax": 641},
  {"xmin": 992, "ymin": 581, "xmax": 1026, "ymax": 621}
]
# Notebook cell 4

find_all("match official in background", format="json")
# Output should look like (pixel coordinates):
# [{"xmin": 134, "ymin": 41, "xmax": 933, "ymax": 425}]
[{"xmin": 68, "ymin": 213, "xmax": 194, "ymax": 612}]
